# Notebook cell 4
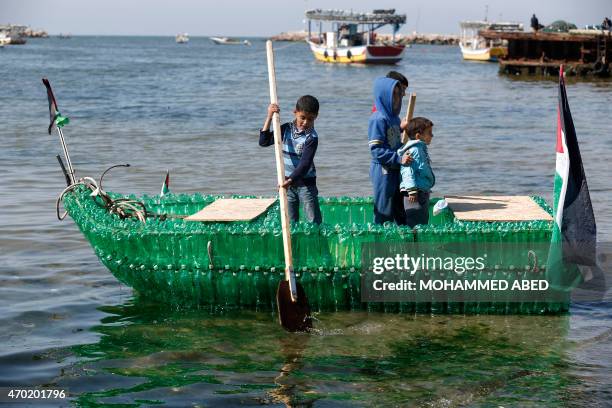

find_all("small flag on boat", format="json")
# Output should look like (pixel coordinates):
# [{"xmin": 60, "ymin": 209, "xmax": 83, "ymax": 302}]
[
  {"xmin": 160, "ymin": 170, "xmax": 170, "ymax": 197},
  {"xmin": 547, "ymin": 66, "xmax": 597, "ymax": 288},
  {"xmin": 42, "ymin": 78, "xmax": 70, "ymax": 135}
]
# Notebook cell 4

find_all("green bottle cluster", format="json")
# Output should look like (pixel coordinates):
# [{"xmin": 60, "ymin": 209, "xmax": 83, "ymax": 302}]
[{"xmin": 63, "ymin": 185, "xmax": 568, "ymax": 314}]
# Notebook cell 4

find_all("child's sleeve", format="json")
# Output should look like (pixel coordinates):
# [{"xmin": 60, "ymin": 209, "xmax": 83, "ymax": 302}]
[
  {"xmin": 259, "ymin": 123, "xmax": 289, "ymax": 147},
  {"xmin": 259, "ymin": 129, "xmax": 274, "ymax": 146},
  {"xmin": 402, "ymin": 147, "xmax": 421, "ymax": 192},
  {"xmin": 368, "ymin": 117, "xmax": 400, "ymax": 166}
]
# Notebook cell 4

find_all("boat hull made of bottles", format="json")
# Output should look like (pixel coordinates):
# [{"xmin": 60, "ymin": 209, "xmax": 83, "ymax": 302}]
[{"xmin": 63, "ymin": 186, "xmax": 568, "ymax": 314}]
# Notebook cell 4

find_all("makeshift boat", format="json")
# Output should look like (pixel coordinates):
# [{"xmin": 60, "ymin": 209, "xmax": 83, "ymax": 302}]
[
  {"xmin": 459, "ymin": 21, "xmax": 523, "ymax": 62},
  {"xmin": 210, "ymin": 36, "xmax": 251, "ymax": 46},
  {"xmin": 305, "ymin": 9, "xmax": 407, "ymax": 64},
  {"xmin": 44, "ymin": 78, "xmax": 572, "ymax": 316},
  {"xmin": 57, "ymin": 181, "xmax": 567, "ymax": 314}
]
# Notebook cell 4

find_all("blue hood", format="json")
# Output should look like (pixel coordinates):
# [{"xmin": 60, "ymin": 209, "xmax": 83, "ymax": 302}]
[{"xmin": 373, "ymin": 77, "xmax": 399, "ymax": 118}]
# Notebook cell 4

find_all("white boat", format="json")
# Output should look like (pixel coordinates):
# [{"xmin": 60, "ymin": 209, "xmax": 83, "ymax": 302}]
[
  {"xmin": 305, "ymin": 9, "xmax": 407, "ymax": 64},
  {"xmin": 175, "ymin": 33, "xmax": 189, "ymax": 44},
  {"xmin": 459, "ymin": 21, "xmax": 523, "ymax": 62},
  {"xmin": 0, "ymin": 33, "xmax": 9, "ymax": 47},
  {"xmin": 209, "ymin": 36, "xmax": 251, "ymax": 46}
]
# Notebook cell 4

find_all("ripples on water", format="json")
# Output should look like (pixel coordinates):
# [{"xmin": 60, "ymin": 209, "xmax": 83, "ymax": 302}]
[{"xmin": 0, "ymin": 37, "xmax": 611, "ymax": 406}]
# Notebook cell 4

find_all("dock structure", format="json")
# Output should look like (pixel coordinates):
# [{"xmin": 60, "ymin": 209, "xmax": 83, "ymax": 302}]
[{"xmin": 480, "ymin": 29, "xmax": 612, "ymax": 77}]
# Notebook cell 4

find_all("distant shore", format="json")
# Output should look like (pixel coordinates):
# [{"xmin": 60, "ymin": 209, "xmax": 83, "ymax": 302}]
[
  {"xmin": 0, "ymin": 24, "xmax": 48, "ymax": 38},
  {"xmin": 270, "ymin": 31, "xmax": 459, "ymax": 45}
]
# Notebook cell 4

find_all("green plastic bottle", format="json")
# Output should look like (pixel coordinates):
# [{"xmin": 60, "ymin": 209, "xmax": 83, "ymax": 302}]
[
  {"xmin": 493, "ymin": 266, "xmax": 508, "ymax": 314},
  {"xmin": 332, "ymin": 267, "xmax": 348, "ymax": 311},
  {"xmin": 200, "ymin": 265, "xmax": 215, "ymax": 307},
  {"xmin": 429, "ymin": 269, "xmax": 446, "ymax": 315},
  {"xmin": 348, "ymin": 267, "xmax": 362, "ymax": 310},
  {"xmin": 179, "ymin": 264, "xmax": 194, "ymax": 305},
  {"xmin": 463, "ymin": 270, "xmax": 479, "ymax": 315},
  {"xmin": 268, "ymin": 267, "xmax": 281, "ymax": 308},
  {"xmin": 415, "ymin": 270, "xmax": 431, "ymax": 315},
  {"xmin": 253, "ymin": 266, "xmax": 270, "ymax": 310},
  {"xmin": 300, "ymin": 266, "xmax": 317, "ymax": 304},
  {"xmin": 238, "ymin": 265, "xmax": 253, "ymax": 307},
  {"xmin": 225, "ymin": 268, "xmax": 240, "ymax": 308},
  {"xmin": 317, "ymin": 267, "xmax": 333, "ymax": 311},
  {"xmin": 216, "ymin": 266, "xmax": 228, "ymax": 309},
  {"xmin": 383, "ymin": 270, "xmax": 399, "ymax": 314}
]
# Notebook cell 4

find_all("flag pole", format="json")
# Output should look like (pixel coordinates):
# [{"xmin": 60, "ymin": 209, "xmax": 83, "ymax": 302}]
[
  {"xmin": 57, "ymin": 127, "xmax": 75, "ymax": 184},
  {"xmin": 42, "ymin": 78, "xmax": 76, "ymax": 185}
]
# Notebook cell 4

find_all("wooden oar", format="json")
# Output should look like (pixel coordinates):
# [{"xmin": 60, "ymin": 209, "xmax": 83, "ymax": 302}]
[
  {"xmin": 401, "ymin": 92, "xmax": 417, "ymax": 144},
  {"xmin": 266, "ymin": 40, "xmax": 312, "ymax": 332}
]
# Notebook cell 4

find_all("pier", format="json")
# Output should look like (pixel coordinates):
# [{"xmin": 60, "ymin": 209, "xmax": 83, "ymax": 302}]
[{"xmin": 480, "ymin": 29, "xmax": 612, "ymax": 77}]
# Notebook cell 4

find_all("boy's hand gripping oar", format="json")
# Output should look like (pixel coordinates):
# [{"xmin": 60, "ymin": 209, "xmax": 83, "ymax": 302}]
[
  {"xmin": 401, "ymin": 92, "xmax": 417, "ymax": 144},
  {"xmin": 266, "ymin": 40, "xmax": 312, "ymax": 332}
]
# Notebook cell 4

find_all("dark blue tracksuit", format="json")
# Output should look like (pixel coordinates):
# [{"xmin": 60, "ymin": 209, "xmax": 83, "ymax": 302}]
[{"xmin": 368, "ymin": 77, "xmax": 405, "ymax": 225}]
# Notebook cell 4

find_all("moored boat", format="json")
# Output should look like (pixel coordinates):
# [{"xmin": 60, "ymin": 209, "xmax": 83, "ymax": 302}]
[
  {"xmin": 459, "ymin": 21, "xmax": 523, "ymax": 62},
  {"xmin": 305, "ymin": 9, "xmax": 407, "ymax": 64},
  {"xmin": 210, "ymin": 36, "xmax": 251, "ymax": 46},
  {"xmin": 175, "ymin": 33, "xmax": 189, "ymax": 44}
]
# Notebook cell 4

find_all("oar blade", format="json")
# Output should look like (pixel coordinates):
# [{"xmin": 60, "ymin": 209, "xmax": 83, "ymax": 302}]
[{"xmin": 276, "ymin": 280, "xmax": 312, "ymax": 332}]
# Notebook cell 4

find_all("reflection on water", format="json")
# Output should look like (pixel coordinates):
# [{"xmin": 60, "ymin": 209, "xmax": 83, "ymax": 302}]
[{"xmin": 47, "ymin": 301, "xmax": 583, "ymax": 406}]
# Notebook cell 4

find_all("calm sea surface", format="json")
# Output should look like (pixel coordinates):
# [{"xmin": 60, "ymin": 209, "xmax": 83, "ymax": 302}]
[{"xmin": 1, "ymin": 36, "xmax": 611, "ymax": 407}]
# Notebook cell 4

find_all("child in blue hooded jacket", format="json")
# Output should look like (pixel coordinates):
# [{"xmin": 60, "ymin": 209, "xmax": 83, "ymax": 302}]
[
  {"xmin": 397, "ymin": 117, "xmax": 435, "ymax": 228},
  {"xmin": 368, "ymin": 77, "xmax": 411, "ymax": 224}
]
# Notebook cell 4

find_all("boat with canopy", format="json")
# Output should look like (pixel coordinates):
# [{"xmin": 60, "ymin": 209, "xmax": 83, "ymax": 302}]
[{"xmin": 305, "ymin": 9, "xmax": 407, "ymax": 64}]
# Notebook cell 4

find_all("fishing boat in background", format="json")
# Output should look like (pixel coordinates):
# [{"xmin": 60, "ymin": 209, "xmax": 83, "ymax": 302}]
[
  {"xmin": 305, "ymin": 9, "xmax": 407, "ymax": 64},
  {"xmin": 175, "ymin": 33, "xmax": 189, "ymax": 44},
  {"xmin": 0, "ymin": 33, "xmax": 9, "ymax": 47},
  {"xmin": 210, "ymin": 36, "xmax": 251, "ymax": 46},
  {"xmin": 459, "ymin": 21, "xmax": 523, "ymax": 62}
]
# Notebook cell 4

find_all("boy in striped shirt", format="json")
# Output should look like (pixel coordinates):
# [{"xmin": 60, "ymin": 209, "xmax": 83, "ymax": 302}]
[{"xmin": 259, "ymin": 95, "xmax": 322, "ymax": 224}]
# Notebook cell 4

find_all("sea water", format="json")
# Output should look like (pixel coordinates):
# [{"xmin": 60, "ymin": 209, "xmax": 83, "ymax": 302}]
[{"xmin": 1, "ymin": 36, "xmax": 611, "ymax": 406}]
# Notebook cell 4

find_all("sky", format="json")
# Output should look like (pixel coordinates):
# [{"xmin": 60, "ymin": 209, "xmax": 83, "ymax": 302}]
[{"xmin": 1, "ymin": 0, "xmax": 609, "ymax": 36}]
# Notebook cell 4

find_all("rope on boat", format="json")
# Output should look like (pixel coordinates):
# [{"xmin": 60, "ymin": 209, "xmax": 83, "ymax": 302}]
[{"xmin": 56, "ymin": 169, "xmax": 149, "ymax": 222}]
